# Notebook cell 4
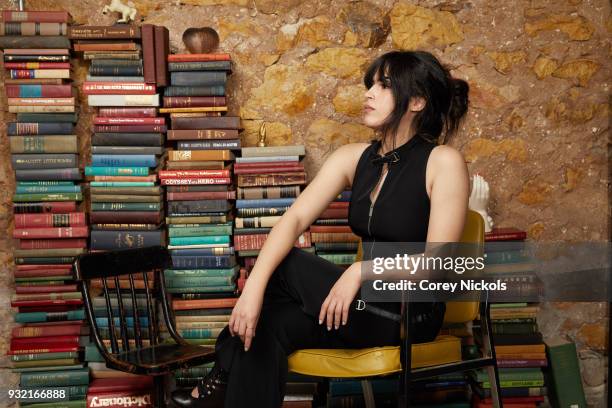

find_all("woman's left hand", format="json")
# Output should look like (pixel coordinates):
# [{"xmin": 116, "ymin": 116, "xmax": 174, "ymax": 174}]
[{"xmin": 318, "ymin": 262, "xmax": 362, "ymax": 330}]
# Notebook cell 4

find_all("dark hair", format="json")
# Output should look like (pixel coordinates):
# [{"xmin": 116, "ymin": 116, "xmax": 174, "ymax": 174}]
[{"xmin": 363, "ymin": 50, "xmax": 469, "ymax": 146}]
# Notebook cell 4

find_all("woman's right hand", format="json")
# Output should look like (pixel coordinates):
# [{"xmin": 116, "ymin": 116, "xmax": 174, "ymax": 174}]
[{"xmin": 228, "ymin": 283, "xmax": 264, "ymax": 351}]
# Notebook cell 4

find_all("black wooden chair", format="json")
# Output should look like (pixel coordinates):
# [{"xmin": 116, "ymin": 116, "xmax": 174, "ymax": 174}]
[{"xmin": 74, "ymin": 245, "xmax": 216, "ymax": 407}]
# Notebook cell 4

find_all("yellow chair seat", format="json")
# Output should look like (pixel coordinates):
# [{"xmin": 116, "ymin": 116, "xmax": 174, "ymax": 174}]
[{"xmin": 288, "ymin": 335, "xmax": 461, "ymax": 378}]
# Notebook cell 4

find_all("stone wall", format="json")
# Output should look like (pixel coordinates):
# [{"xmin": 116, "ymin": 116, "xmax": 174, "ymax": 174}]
[{"xmin": 0, "ymin": 0, "xmax": 609, "ymax": 405}]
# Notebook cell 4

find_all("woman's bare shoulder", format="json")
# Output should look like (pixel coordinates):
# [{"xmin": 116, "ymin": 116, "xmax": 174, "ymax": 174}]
[{"xmin": 329, "ymin": 142, "xmax": 372, "ymax": 186}]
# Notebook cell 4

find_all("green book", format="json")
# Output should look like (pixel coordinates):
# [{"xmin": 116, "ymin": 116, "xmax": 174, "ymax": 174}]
[
  {"xmin": 11, "ymin": 351, "xmax": 79, "ymax": 362},
  {"xmin": 17, "ymin": 400, "xmax": 86, "ymax": 408},
  {"xmin": 546, "ymin": 338, "xmax": 587, "ymax": 408},
  {"xmin": 166, "ymin": 276, "xmax": 235, "ymax": 288},
  {"xmin": 20, "ymin": 367, "xmax": 89, "ymax": 387},
  {"xmin": 168, "ymin": 225, "xmax": 233, "ymax": 237},
  {"xmin": 169, "ymin": 235, "xmax": 231, "ymax": 246},
  {"xmin": 13, "ymin": 193, "xmax": 82, "ymax": 202},
  {"xmin": 164, "ymin": 266, "xmax": 239, "ymax": 278},
  {"xmin": 166, "ymin": 285, "xmax": 235, "ymax": 294},
  {"xmin": 12, "ymin": 358, "xmax": 79, "ymax": 368}
]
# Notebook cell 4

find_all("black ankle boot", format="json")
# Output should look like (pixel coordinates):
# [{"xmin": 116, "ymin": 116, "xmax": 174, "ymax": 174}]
[{"xmin": 171, "ymin": 365, "xmax": 228, "ymax": 408}]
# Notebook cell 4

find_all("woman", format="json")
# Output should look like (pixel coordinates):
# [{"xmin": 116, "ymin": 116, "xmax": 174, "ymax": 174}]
[{"xmin": 171, "ymin": 50, "xmax": 470, "ymax": 407}]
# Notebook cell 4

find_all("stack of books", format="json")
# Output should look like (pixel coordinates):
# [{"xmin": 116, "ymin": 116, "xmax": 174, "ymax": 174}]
[
  {"xmin": 311, "ymin": 189, "xmax": 359, "ymax": 268},
  {"xmin": 158, "ymin": 52, "xmax": 240, "ymax": 348},
  {"xmin": 2, "ymin": 8, "xmax": 90, "ymax": 407},
  {"xmin": 233, "ymin": 144, "xmax": 311, "ymax": 260},
  {"xmin": 470, "ymin": 227, "xmax": 548, "ymax": 406},
  {"xmin": 69, "ymin": 24, "xmax": 169, "ymax": 251}
]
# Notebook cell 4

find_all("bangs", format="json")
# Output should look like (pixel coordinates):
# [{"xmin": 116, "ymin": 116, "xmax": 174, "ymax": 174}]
[{"xmin": 364, "ymin": 55, "xmax": 391, "ymax": 89}]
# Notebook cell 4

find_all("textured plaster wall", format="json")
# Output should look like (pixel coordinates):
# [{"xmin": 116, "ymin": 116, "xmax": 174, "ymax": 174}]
[{"xmin": 0, "ymin": 0, "xmax": 609, "ymax": 405}]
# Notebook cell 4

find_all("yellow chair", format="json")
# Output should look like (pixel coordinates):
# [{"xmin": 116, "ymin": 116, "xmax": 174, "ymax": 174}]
[{"xmin": 288, "ymin": 210, "xmax": 502, "ymax": 407}]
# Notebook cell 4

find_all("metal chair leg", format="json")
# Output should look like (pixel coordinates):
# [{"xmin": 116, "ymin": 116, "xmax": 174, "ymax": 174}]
[
  {"xmin": 486, "ymin": 365, "xmax": 503, "ymax": 408},
  {"xmin": 361, "ymin": 379, "xmax": 376, "ymax": 408}
]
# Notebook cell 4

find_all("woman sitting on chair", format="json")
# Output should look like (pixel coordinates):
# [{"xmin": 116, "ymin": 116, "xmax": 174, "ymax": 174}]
[{"xmin": 171, "ymin": 49, "xmax": 470, "ymax": 408}]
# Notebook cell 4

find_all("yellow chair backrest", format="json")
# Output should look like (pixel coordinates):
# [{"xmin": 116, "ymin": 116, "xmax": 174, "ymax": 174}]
[{"xmin": 355, "ymin": 209, "xmax": 484, "ymax": 325}]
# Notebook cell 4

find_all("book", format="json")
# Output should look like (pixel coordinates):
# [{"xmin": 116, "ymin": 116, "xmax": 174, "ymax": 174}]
[
  {"xmin": 68, "ymin": 25, "xmax": 140, "ymax": 39},
  {"xmin": 0, "ymin": 21, "xmax": 68, "ymax": 35},
  {"xmin": 87, "ymin": 94, "xmax": 159, "ymax": 107},
  {"xmin": 10, "ymin": 135, "xmax": 78, "ymax": 154},
  {"xmin": 141, "ymin": 24, "xmax": 156, "ymax": 84},
  {"xmin": 545, "ymin": 338, "xmax": 587, "ymax": 407},
  {"xmin": 154, "ymin": 25, "xmax": 169, "ymax": 87},
  {"xmin": 168, "ymin": 53, "xmax": 231, "ymax": 62}
]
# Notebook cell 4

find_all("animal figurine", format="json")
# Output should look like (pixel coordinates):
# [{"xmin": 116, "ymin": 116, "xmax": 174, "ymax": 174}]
[
  {"xmin": 257, "ymin": 122, "xmax": 267, "ymax": 147},
  {"xmin": 468, "ymin": 173, "xmax": 494, "ymax": 233},
  {"xmin": 102, "ymin": 0, "xmax": 138, "ymax": 24}
]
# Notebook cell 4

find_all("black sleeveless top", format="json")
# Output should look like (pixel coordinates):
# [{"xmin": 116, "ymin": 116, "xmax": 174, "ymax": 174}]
[{"xmin": 348, "ymin": 134, "xmax": 446, "ymax": 343}]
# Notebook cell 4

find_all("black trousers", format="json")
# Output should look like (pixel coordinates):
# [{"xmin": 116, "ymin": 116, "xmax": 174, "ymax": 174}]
[{"xmin": 214, "ymin": 247, "xmax": 401, "ymax": 408}]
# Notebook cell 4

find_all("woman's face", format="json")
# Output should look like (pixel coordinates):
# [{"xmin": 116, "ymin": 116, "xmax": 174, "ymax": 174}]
[{"xmin": 363, "ymin": 71, "xmax": 394, "ymax": 128}]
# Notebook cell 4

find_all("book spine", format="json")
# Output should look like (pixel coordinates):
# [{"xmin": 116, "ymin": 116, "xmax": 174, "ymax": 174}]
[
  {"xmin": 4, "ymin": 54, "xmax": 69, "ymax": 62},
  {"xmin": 85, "ymin": 166, "xmax": 149, "ymax": 176},
  {"xmin": 13, "ymin": 202, "xmax": 77, "ymax": 214},
  {"xmin": 8, "ymin": 122, "xmax": 73, "ymax": 135},
  {"xmin": 0, "ymin": 22, "xmax": 68, "ymax": 36},
  {"xmin": 170, "ymin": 71, "xmax": 226, "ymax": 87},
  {"xmin": 13, "ymin": 226, "xmax": 89, "ymax": 239},
  {"xmin": 11, "ymin": 154, "xmax": 77, "ymax": 169},
  {"xmin": 10, "ymin": 135, "xmax": 78, "ymax": 153},
  {"xmin": 154, "ymin": 25, "xmax": 169, "ymax": 87},
  {"xmin": 68, "ymin": 25, "xmax": 141, "ymax": 39},
  {"xmin": 163, "ymin": 96, "xmax": 226, "ymax": 108},
  {"xmin": 83, "ymin": 82, "xmax": 156, "ymax": 95},
  {"xmin": 167, "ymin": 53, "xmax": 231, "ymax": 62},
  {"xmin": 93, "ymin": 124, "xmax": 166, "ymax": 133},
  {"xmin": 19, "ymin": 238, "xmax": 88, "ymax": 250},
  {"xmin": 10, "ymin": 69, "xmax": 70, "ymax": 79},
  {"xmin": 164, "ymin": 85, "xmax": 225, "ymax": 97},
  {"xmin": 167, "ymin": 129, "xmax": 238, "ymax": 140},
  {"xmin": 89, "ymin": 65, "xmax": 143, "ymax": 76},
  {"xmin": 91, "ymin": 154, "xmax": 156, "ymax": 167},
  {"xmin": 177, "ymin": 140, "xmax": 241, "ymax": 150},
  {"xmin": 0, "ymin": 11, "xmax": 70, "ymax": 23},
  {"xmin": 90, "ymin": 230, "xmax": 165, "ymax": 250},
  {"xmin": 168, "ymin": 60, "xmax": 231, "ymax": 71},
  {"xmin": 161, "ymin": 177, "xmax": 231, "ymax": 186},
  {"xmin": 97, "ymin": 107, "xmax": 157, "ymax": 117},
  {"xmin": 172, "ymin": 116, "xmax": 240, "ymax": 130},
  {"xmin": 15, "ymin": 168, "xmax": 81, "ymax": 181},
  {"xmin": 5, "ymin": 82, "xmax": 72, "ymax": 97},
  {"xmin": 15, "ymin": 212, "xmax": 86, "ymax": 228},
  {"xmin": 159, "ymin": 169, "xmax": 230, "ymax": 178},
  {"xmin": 9, "ymin": 105, "xmax": 75, "ymax": 113}
]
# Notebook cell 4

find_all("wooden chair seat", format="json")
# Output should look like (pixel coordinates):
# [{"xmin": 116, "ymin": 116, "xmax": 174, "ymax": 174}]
[{"xmin": 108, "ymin": 343, "xmax": 215, "ymax": 375}]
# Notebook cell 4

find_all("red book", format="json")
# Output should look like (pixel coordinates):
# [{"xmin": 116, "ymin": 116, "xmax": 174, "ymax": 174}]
[
  {"xmin": 172, "ymin": 297, "xmax": 237, "ymax": 311},
  {"xmin": 16, "ymin": 264, "xmax": 73, "ymax": 271},
  {"xmin": 97, "ymin": 107, "xmax": 157, "ymax": 117},
  {"xmin": 8, "ymin": 345, "xmax": 79, "ymax": 355},
  {"xmin": 319, "ymin": 208, "xmax": 349, "ymax": 219},
  {"xmin": 19, "ymin": 238, "xmax": 87, "ymax": 250},
  {"xmin": 328, "ymin": 202, "xmax": 349, "ymax": 209},
  {"xmin": 168, "ymin": 53, "xmax": 231, "ymax": 62},
  {"xmin": 309, "ymin": 225, "xmax": 353, "ymax": 233},
  {"xmin": 13, "ymin": 226, "xmax": 89, "ymax": 239},
  {"xmin": 15, "ymin": 269, "xmax": 73, "ymax": 278},
  {"xmin": 87, "ymin": 391, "xmax": 153, "ymax": 408},
  {"xmin": 159, "ymin": 169, "xmax": 230, "ymax": 179},
  {"xmin": 234, "ymin": 232, "xmax": 311, "ymax": 251},
  {"xmin": 93, "ymin": 124, "xmax": 167, "ymax": 133},
  {"xmin": 233, "ymin": 165, "xmax": 304, "ymax": 175},
  {"xmin": 166, "ymin": 191, "xmax": 236, "ymax": 201},
  {"xmin": 11, "ymin": 334, "xmax": 81, "ymax": 347},
  {"xmin": 0, "ymin": 11, "xmax": 71, "ymax": 23},
  {"xmin": 93, "ymin": 116, "xmax": 165, "ymax": 125},
  {"xmin": 154, "ymin": 25, "xmax": 169, "ymax": 87},
  {"xmin": 83, "ymin": 82, "xmax": 156, "ymax": 95},
  {"xmin": 160, "ymin": 177, "xmax": 231, "ymax": 186},
  {"xmin": 141, "ymin": 24, "xmax": 156, "ymax": 84},
  {"xmin": 12, "ymin": 299, "xmax": 83, "ymax": 308},
  {"xmin": 12, "ymin": 324, "xmax": 85, "ymax": 338},
  {"xmin": 15, "ymin": 284, "xmax": 78, "ymax": 294},
  {"xmin": 485, "ymin": 227, "xmax": 527, "ymax": 241},
  {"xmin": 15, "ymin": 212, "xmax": 86, "ymax": 228},
  {"xmin": 13, "ymin": 201, "xmax": 77, "ymax": 213},
  {"xmin": 88, "ymin": 377, "xmax": 153, "ymax": 393}
]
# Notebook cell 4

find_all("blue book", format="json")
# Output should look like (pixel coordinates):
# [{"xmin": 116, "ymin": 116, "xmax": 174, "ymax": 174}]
[
  {"xmin": 91, "ymin": 154, "xmax": 157, "ymax": 167},
  {"xmin": 16, "ymin": 185, "xmax": 82, "ymax": 194},
  {"xmin": 95, "ymin": 316, "xmax": 150, "ymax": 328},
  {"xmin": 164, "ymin": 266, "xmax": 239, "ymax": 278},
  {"xmin": 15, "ymin": 309, "xmax": 85, "ymax": 323},
  {"xmin": 169, "ymin": 236, "xmax": 231, "ymax": 246},
  {"xmin": 171, "ymin": 255, "xmax": 236, "ymax": 269},
  {"xmin": 85, "ymin": 166, "xmax": 149, "ymax": 177},
  {"xmin": 235, "ymin": 198, "xmax": 296, "ymax": 208}
]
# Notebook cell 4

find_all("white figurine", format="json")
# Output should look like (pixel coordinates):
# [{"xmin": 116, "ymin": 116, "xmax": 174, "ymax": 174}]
[
  {"xmin": 468, "ymin": 173, "xmax": 494, "ymax": 233},
  {"xmin": 102, "ymin": 0, "xmax": 137, "ymax": 24}
]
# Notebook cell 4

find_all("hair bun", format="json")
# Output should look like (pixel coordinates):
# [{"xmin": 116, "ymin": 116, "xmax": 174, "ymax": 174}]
[{"xmin": 452, "ymin": 78, "xmax": 469, "ymax": 100}]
